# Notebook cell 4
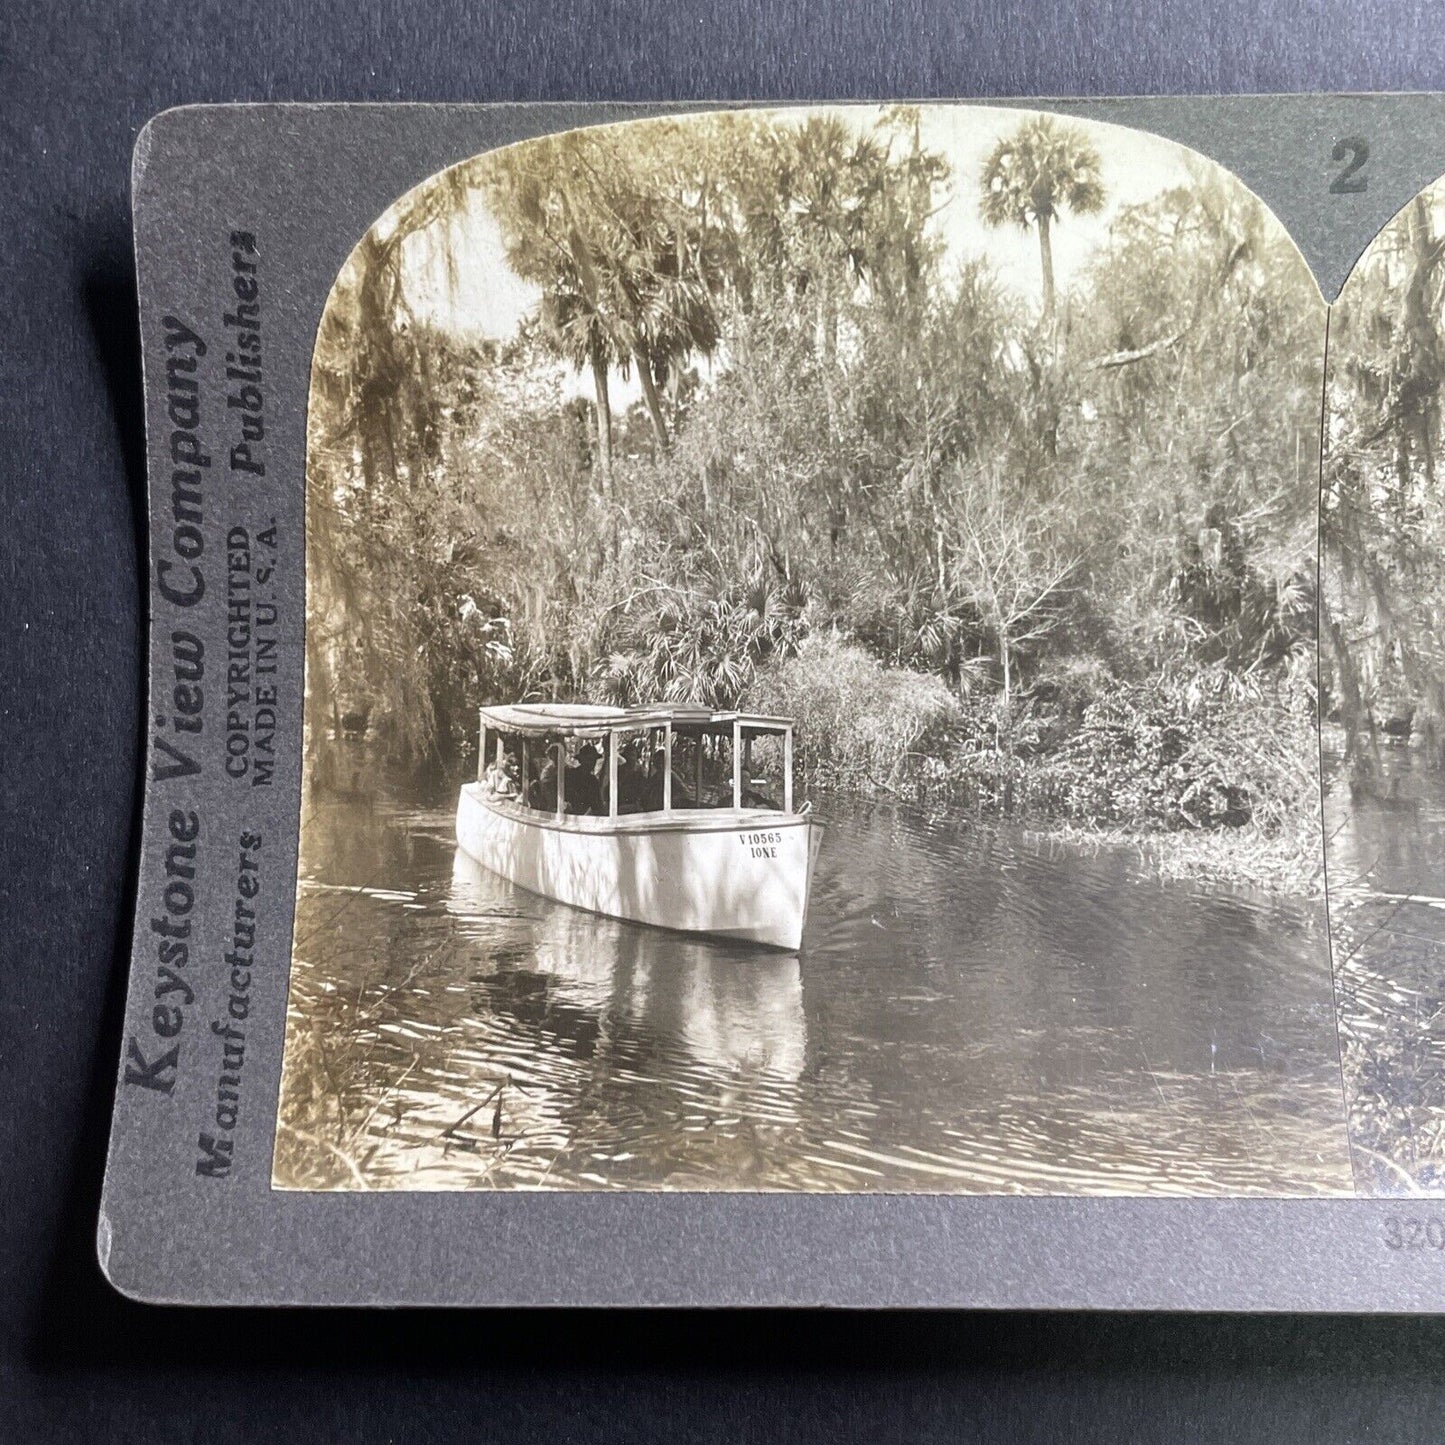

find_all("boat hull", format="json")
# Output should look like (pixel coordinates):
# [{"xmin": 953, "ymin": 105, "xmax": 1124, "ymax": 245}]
[{"xmin": 455, "ymin": 784, "xmax": 821, "ymax": 950}]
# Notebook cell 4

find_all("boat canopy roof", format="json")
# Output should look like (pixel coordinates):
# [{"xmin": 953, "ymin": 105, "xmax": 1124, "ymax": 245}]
[{"xmin": 478, "ymin": 702, "xmax": 794, "ymax": 739}]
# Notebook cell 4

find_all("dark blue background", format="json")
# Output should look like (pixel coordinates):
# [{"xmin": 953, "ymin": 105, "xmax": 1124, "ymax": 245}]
[{"xmin": 4, "ymin": 1, "xmax": 1445, "ymax": 1438}]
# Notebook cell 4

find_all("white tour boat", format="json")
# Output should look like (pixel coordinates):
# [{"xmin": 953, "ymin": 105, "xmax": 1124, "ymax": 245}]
[{"xmin": 455, "ymin": 702, "xmax": 823, "ymax": 950}]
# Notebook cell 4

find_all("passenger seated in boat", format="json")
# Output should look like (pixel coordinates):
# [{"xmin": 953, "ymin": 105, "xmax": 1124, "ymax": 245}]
[
  {"xmin": 497, "ymin": 757, "xmax": 520, "ymax": 803},
  {"xmin": 650, "ymin": 745, "xmax": 695, "ymax": 809},
  {"xmin": 615, "ymin": 746, "xmax": 646, "ymax": 813},
  {"xmin": 566, "ymin": 743, "xmax": 604, "ymax": 816},
  {"xmin": 490, "ymin": 751, "xmax": 519, "ymax": 799},
  {"xmin": 530, "ymin": 756, "xmax": 558, "ymax": 812}
]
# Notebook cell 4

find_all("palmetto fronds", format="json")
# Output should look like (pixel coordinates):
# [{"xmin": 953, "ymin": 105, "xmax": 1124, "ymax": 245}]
[
  {"xmin": 597, "ymin": 570, "xmax": 810, "ymax": 709},
  {"xmin": 980, "ymin": 117, "xmax": 1106, "ymax": 231}
]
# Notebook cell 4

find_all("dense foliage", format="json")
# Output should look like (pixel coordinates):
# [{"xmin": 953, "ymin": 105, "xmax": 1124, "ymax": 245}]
[
  {"xmin": 306, "ymin": 108, "xmax": 1325, "ymax": 881},
  {"xmin": 1323, "ymin": 188, "xmax": 1445, "ymax": 783}
]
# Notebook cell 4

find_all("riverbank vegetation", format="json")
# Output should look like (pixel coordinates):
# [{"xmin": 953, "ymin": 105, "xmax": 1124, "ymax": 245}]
[
  {"xmin": 1323, "ymin": 184, "xmax": 1445, "ymax": 789},
  {"xmin": 306, "ymin": 106, "xmax": 1326, "ymax": 890}
]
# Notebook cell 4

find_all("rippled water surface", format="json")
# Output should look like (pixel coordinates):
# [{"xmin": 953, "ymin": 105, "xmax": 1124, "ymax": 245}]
[
  {"xmin": 1325, "ymin": 740, "xmax": 1445, "ymax": 1194},
  {"xmin": 275, "ymin": 780, "xmax": 1352, "ymax": 1194}
]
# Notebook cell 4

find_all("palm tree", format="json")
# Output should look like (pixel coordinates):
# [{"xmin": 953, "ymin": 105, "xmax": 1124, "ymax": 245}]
[
  {"xmin": 980, "ymin": 117, "xmax": 1105, "ymax": 326},
  {"xmin": 608, "ymin": 173, "xmax": 723, "ymax": 451},
  {"xmin": 536, "ymin": 261, "xmax": 622, "ymax": 492},
  {"xmin": 486, "ymin": 126, "xmax": 726, "ymax": 478},
  {"xmin": 485, "ymin": 148, "xmax": 629, "ymax": 491}
]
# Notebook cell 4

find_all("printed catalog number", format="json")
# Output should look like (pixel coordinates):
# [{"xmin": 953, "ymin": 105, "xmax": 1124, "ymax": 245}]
[{"xmin": 1383, "ymin": 1217, "xmax": 1445, "ymax": 1251}]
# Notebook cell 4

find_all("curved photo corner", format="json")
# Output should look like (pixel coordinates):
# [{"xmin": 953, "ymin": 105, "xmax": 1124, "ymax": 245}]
[{"xmin": 272, "ymin": 104, "xmax": 1349, "ymax": 1197}]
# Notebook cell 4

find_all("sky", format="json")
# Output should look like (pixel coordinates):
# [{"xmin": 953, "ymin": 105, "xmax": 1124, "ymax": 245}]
[{"xmin": 392, "ymin": 104, "xmax": 1210, "ymax": 400}]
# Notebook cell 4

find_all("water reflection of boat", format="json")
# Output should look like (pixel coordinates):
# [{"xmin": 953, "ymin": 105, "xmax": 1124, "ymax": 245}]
[
  {"xmin": 449, "ymin": 848, "xmax": 806, "ymax": 1080},
  {"xmin": 456, "ymin": 703, "xmax": 822, "ymax": 950}
]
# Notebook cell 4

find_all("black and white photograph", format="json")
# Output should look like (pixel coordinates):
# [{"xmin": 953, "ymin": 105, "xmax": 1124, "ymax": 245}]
[
  {"xmin": 1324, "ymin": 175, "xmax": 1445, "ymax": 1198},
  {"xmin": 273, "ymin": 103, "xmax": 1348, "ymax": 1196}
]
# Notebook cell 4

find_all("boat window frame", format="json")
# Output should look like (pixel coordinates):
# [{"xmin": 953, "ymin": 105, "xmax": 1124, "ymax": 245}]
[
  {"xmin": 667, "ymin": 722, "xmax": 727, "ymax": 811},
  {"xmin": 607, "ymin": 723, "xmax": 670, "ymax": 818},
  {"xmin": 478, "ymin": 720, "xmax": 524, "ymax": 799},
  {"xmin": 735, "ymin": 721, "xmax": 794, "ymax": 813},
  {"xmin": 480, "ymin": 707, "xmax": 795, "ymax": 817},
  {"xmin": 607, "ymin": 728, "xmax": 619, "ymax": 819}
]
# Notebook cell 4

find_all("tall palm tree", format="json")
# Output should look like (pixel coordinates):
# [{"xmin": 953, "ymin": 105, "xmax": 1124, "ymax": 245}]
[
  {"xmin": 487, "ymin": 126, "xmax": 725, "ymax": 476},
  {"xmin": 536, "ymin": 259, "xmax": 622, "ymax": 493},
  {"xmin": 609, "ymin": 173, "xmax": 723, "ymax": 451},
  {"xmin": 486, "ymin": 150, "xmax": 629, "ymax": 491},
  {"xmin": 980, "ymin": 116, "xmax": 1106, "ymax": 326}
]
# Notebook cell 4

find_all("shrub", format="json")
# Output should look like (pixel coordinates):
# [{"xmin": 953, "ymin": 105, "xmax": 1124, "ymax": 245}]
[
  {"xmin": 750, "ymin": 633, "xmax": 960, "ymax": 791},
  {"xmin": 1033, "ymin": 672, "xmax": 1316, "ymax": 833}
]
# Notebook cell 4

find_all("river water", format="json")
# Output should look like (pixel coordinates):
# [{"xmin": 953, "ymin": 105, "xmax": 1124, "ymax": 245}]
[
  {"xmin": 274, "ymin": 779, "xmax": 1354, "ymax": 1194},
  {"xmin": 1325, "ymin": 740, "xmax": 1445, "ymax": 1195}
]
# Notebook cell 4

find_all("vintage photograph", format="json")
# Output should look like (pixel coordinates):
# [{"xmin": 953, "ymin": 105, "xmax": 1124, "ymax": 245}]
[
  {"xmin": 1324, "ymin": 176, "xmax": 1445, "ymax": 1197},
  {"xmin": 274, "ymin": 105, "xmax": 1349, "ymax": 1195}
]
